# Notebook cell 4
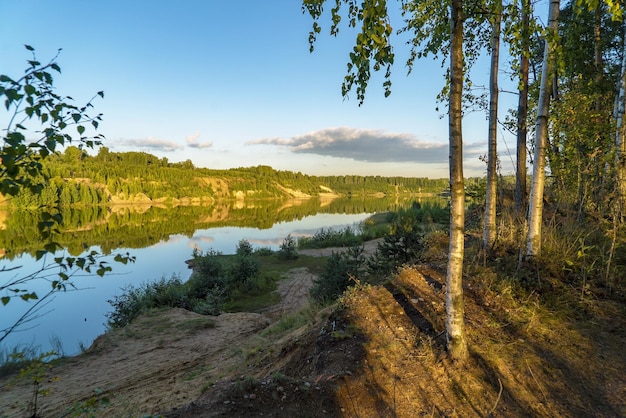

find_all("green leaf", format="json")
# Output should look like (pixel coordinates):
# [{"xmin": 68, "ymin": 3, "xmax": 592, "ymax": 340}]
[
  {"xmin": 20, "ymin": 292, "xmax": 38, "ymax": 301},
  {"xmin": 77, "ymin": 125, "xmax": 85, "ymax": 135},
  {"xmin": 24, "ymin": 44, "xmax": 34, "ymax": 51},
  {"xmin": 51, "ymin": 63, "xmax": 61, "ymax": 73},
  {"xmin": 71, "ymin": 113, "xmax": 81, "ymax": 123},
  {"xmin": 1, "ymin": 296, "xmax": 10, "ymax": 306}
]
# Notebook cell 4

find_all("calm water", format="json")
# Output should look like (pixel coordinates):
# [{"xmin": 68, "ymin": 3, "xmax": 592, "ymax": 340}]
[{"xmin": 1, "ymin": 211, "xmax": 374, "ymax": 356}]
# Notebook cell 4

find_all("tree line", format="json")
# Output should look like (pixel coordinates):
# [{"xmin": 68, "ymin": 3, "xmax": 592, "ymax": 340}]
[{"xmin": 4, "ymin": 147, "xmax": 451, "ymax": 209}]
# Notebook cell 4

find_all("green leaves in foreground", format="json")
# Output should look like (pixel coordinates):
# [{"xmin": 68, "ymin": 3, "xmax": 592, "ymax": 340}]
[{"xmin": 1, "ymin": 45, "xmax": 105, "ymax": 200}]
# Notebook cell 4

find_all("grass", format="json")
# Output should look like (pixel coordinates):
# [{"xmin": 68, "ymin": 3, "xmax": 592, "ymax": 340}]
[{"xmin": 260, "ymin": 311, "xmax": 310, "ymax": 337}]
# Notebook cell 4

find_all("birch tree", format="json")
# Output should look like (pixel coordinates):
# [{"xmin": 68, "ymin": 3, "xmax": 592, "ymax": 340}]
[
  {"xmin": 526, "ymin": 0, "xmax": 560, "ymax": 257},
  {"xmin": 302, "ymin": 0, "xmax": 469, "ymax": 361},
  {"xmin": 447, "ymin": 0, "xmax": 469, "ymax": 360}
]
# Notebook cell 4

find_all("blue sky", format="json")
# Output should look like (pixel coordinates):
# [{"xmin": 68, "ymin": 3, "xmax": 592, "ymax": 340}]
[{"xmin": 1, "ymin": 1, "xmax": 519, "ymax": 178}]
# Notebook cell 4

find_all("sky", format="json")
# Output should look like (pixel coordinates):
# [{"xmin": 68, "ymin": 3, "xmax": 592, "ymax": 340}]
[{"xmin": 0, "ymin": 1, "xmax": 521, "ymax": 178}]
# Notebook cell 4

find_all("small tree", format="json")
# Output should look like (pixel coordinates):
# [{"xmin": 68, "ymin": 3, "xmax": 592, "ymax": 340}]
[
  {"xmin": 277, "ymin": 234, "xmax": 299, "ymax": 260},
  {"xmin": 235, "ymin": 239, "xmax": 254, "ymax": 257}
]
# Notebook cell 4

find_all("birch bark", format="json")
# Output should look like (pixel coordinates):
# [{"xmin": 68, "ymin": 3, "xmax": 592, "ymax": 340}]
[{"xmin": 526, "ymin": 0, "xmax": 560, "ymax": 257}]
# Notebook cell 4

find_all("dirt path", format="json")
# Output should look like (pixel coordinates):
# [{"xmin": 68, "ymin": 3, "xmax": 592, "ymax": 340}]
[{"xmin": 264, "ymin": 267, "xmax": 315, "ymax": 320}]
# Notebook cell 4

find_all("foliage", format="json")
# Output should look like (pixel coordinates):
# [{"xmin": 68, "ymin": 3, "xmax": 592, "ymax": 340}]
[
  {"xmin": 4, "ymin": 145, "xmax": 450, "ymax": 209},
  {"xmin": 1, "ymin": 46, "xmax": 104, "ymax": 200},
  {"xmin": 0, "ymin": 47, "xmax": 135, "ymax": 343},
  {"xmin": 298, "ymin": 226, "xmax": 363, "ymax": 249},
  {"xmin": 368, "ymin": 205, "xmax": 429, "ymax": 278},
  {"xmin": 277, "ymin": 234, "xmax": 299, "ymax": 260},
  {"xmin": 236, "ymin": 239, "xmax": 254, "ymax": 256},
  {"xmin": 253, "ymin": 246, "xmax": 275, "ymax": 256},
  {"xmin": 228, "ymin": 256, "xmax": 259, "ymax": 285},
  {"xmin": 106, "ymin": 276, "xmax": 185, "ymax": 328},
  {"xmin": 310, "ymin": 245, "xmax": 367, "ymax": 304},
  {"xmin": 107, "ymin": 243, "xmax": 276, "ymax": 327}
]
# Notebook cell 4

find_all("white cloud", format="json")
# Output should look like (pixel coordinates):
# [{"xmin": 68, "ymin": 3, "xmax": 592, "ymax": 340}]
[
  {"xmin": 247, "ymin": 127, "xmax": 484, "ymax": 164},
  {"xmin": 121, "ymin": 137, "xmax": 183, "ymax": 152},
  {"xmin": 185, "ymin": 131, "xmax": 213, "ymax": 149}
]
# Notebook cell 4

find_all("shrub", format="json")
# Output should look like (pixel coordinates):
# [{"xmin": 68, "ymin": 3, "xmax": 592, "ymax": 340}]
[
  {"xmin": 187, "ymin": 253, "xmax": 226, "ymax": 299},
  {"xmin": 236, "ymin": 239, "xmax": 254, "ymax": 257},
  {"xmin": 254, "ymin": 247, "xmax": 274, "ymax": 256},
  {"xmin": 277, "ymin": 234, "xmax": 299, "ymax": 260},
  {"xmin": 228, "ymin": 256, "xmax": 259, "ymax": 285},
  {"xmin": 106, "ymin": 275, "xmax": 184, "ymax": 328},
  {"xmin": 310, "ymin": 246, "xmax": 366, "ymax": 304},
  {"xmin": 298, "ymin": 226, "xmax": 362, "ymax": 249},
  {"xmin": 190, "ymin": 286, "xmax": 226, "ymax": 315},
  {"xmin": 368, "ymin": 211, "xmax": 425, "ymax": 278}
]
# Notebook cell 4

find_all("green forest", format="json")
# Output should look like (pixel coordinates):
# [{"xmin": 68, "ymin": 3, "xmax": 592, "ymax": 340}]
[{"xmin": 3, "ymin": 147, "xmax": 451, "ymax": 209}]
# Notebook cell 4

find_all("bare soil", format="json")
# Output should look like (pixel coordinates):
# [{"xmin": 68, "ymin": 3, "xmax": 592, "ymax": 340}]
[{"xmin": 1, "ymin": 241, "xmax": 624, "ymax": 417}]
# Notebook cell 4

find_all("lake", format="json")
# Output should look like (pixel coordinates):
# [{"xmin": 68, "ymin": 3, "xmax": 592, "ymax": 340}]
[{"xmin": 1, "ymin": 197, "xmax": 427, "ymax": 356}]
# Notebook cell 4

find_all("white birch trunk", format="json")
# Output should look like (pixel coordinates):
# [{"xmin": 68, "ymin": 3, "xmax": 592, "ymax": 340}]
[
  {"xmin": 446, "ymin": 0, "xmax": 468, "ymax": 362},
  {"xmin": 526, "ymin": 0, "xmax": 560, "ymax": 257}
]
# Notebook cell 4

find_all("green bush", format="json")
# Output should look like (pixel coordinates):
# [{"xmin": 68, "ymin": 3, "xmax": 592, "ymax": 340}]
[
  {"xmin": 236, "ymin": 239, "xmax": 254, "ymax": 256},
  {"xmin": 228, "ymin": 256, "xmax": 259, "ymax": 285},
  {"xmin": 298, "ymin": 226, "xmax": 362, "ymax": 249},
  {"xmin": 310, "ymin": 246, "xmax": 366, "ymax": 304},
  {"xmin": 187, "ymin": 253, "xmax": 226, "ymax": 299},
  {"xmin": 106, "ymin": 275, "xmax": 185, "ymax": 328},
  {"xmin": 190, "ymin": 287, "xmax": 226, "ymax": 315},
  {"xmin": 277, "ymin": 234, "xmax": 299, "ymax": 260},
  {"xmin": 254, "ymin": 247, "xmax": 274, "ymax": 256},
  {"xmin": 368, "ymin": 209, "xmax": 426, "ymax": 277}
]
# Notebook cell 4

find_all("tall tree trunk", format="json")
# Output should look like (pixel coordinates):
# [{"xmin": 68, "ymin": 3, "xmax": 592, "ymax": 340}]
[
  {"xmin": 526, "ymin": 0, "xmax": 560, "ymax": 257},
  {"xmin": 615, "ymin": 21, "xmax": 626, "ymax": 221},
  {"xmin": 515, "ymin": 0, "xmax": 530, "ymax": 215},
  {"xmin": 446, "ymin": 0, "xmax": 468, "ymax": 362},
  {"xmin": 483, "ymin": 1, "xmax": 501, "ymax": 251}
]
